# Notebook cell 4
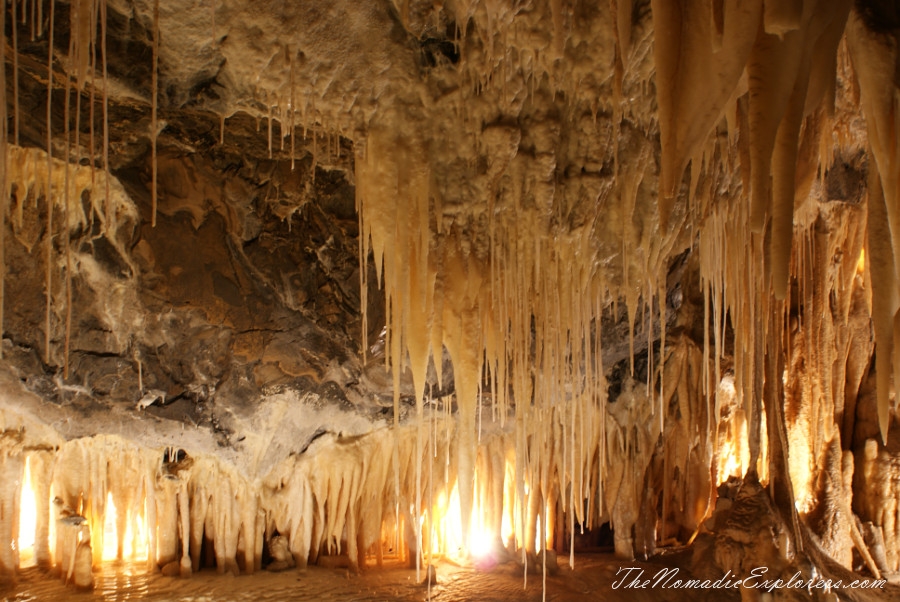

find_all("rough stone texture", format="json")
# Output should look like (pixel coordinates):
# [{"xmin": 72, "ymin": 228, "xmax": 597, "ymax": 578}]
[
  {"xmin": 2, "ymin": 1, "xmax": 900, "ymax": 596},
  {"xmin": 1, "ymin": 0, "xmax": 676, "ymax": 440}
]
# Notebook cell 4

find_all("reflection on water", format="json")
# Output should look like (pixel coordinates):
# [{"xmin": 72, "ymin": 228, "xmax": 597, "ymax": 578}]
[{"xmin": 3, "ymin": 555, "xmax": 739, "ymax": 602}]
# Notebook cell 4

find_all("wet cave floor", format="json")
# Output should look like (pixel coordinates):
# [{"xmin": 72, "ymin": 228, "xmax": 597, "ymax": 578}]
[{"xmin": 3, "ymin": 551, "xmax": 740, "ymax": 602}]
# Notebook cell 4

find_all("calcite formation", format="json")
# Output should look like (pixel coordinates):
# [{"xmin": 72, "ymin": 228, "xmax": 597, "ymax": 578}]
[{"xmin": 0, "ymin": 0, "xmax": 899, "ymax": 598}]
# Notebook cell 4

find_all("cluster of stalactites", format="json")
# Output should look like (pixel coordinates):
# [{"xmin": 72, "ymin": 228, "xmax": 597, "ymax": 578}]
[
  {"xmin": 1, "ymin": 143, "xmax": 138, "ymax": 373},
  {"xmin": 2, "ymin": 413, "xmax": 567, "ymax": 579},
  {"xmin": 653, "ymin": 1, "xmax": 900, "ymax": 447},
  {"xmin": 659, "ymin": 8, "xmax": 900, "ymax": 571},
  {"xmin": 355, "ymin": 121, "xmax": 617, "ymax": 562},
  {"xmin": 661, "ymin": 2, "xmax": 900, "ymax": 450},
  {"xmin": 2, "ymin": 0, "xmax": 891, "ymax": 577},
  {"xmin": 354, "ymin": 0, "xmax": 717, "ymax": 564},
  {"xmin": 0, "ymin": 0, "xmax": 127, "ymax": 374},
  {"xmin": 5, "ymin": 145, "xmax": 137, "ymax": 249},
  {"xmin": 653, "ymin": 0, "xmax": 850, "ymax": 281},
  {"xmin": 845, "ymin": 13, "xmax": 900, "ymax": 446}
]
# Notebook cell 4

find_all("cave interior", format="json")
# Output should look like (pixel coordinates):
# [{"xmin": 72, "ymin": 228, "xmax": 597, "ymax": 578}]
[{"xmin": 1, "ymin": 0, "xmax": 900, "ymax": 599}]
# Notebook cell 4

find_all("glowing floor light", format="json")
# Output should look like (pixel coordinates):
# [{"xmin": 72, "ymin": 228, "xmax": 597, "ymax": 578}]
[
  {"xmin": 430, "ymin": 460, "xmax": 518, "ymax": 561},
  {"xmin": 18, "ymin": 456, "xmax": 37, "ymax": 566},
  {"xmin": 100, "ymin": 492, "xmax": 150, "ymax": 562},
  {"xmin": 102, "ymin": 492, "xmax": 119, "ymax": 561}
]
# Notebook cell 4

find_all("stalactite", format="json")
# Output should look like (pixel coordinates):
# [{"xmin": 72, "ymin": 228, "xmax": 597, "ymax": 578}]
[
  {"xmin": 847, "ymin": 11, "xmax": 900, "ymax": 444},
  {"xmin": 11, "ymin": 0, "xmax": 19, "ymax": 146},
  {"xmin": 650, "ymin": 0, "xmax": 762, "ymax": 225},
  {"xmin": 101, "ymin": 0, "xmax": 110, "ymax": 230},
  {"xmin": 769, "ymin": 64, "xmax": 809, "ymax": 300},
  {"xmin": 150, "ymin": 0, "xmax": 160, "ymax": 227},
  {"xmin": 267, "ymin": 95, "xmax": 273, "ymax": 159},
  {"xmin": 43, "ymin": 0, "xmax": 55, "ymax": 366},
  {"xmin": 87, "ymin": 0, "xmax": 97, "ymax": 202},
  {"xmin": 0, "ymin": 3, "xmax": 896, "ymax": 597},
  {"xmin": 289, "ymin": 47, "xmax": 295, "ymax": 170},
  {"xmin": 746, "ymin": 27, "xmax": 803, "ymax": 234},
  {"xmin": 61, "ymin": 16, "xmax": 74, "ymax": 379},
  {"xmin": 0, "ymin": 0, "xmax": 7, "ymax": 361},
  {"xmin": 770, "ymin": 4, "xmax": 850, "ymax": 300}
]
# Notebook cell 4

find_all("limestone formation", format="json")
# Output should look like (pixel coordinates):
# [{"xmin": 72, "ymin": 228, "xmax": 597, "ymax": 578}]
[{"xmin": 0, "ymin": 1, "xmax": 898, "ymax": 599}]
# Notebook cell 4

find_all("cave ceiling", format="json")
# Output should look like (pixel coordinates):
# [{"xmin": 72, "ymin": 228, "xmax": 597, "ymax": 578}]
[
  {"xmin": 2, "ymin": 0, "xmax": 900, "ymax": 589},
  {"xmin": 3, "ymin": 0, "xmax": 686, "ymax": 425}
]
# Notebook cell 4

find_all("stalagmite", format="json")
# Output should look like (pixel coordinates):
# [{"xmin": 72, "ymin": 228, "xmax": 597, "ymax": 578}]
[
  {"xmin": 1, "ymin": 2, "xmax": 900, "ymax": 600},
  {"xmin": 0, "ymin": 433, "xmax": 23, "ymax": 583}
]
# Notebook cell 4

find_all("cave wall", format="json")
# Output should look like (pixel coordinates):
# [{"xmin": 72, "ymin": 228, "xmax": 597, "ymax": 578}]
[{"xmin": 0, "ymin": 0, "xmax": 899, "ymax": 594}]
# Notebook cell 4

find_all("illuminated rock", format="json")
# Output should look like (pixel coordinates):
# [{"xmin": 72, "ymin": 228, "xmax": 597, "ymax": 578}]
[{"xmin": 0, "ymin": 1, "xmax": 899, "ymax": 599}]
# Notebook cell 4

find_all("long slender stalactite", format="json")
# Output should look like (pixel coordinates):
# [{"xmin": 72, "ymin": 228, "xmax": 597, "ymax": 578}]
[{"xmin": 0, "ymin": 1, "xmax": 898, "ymax": 599}]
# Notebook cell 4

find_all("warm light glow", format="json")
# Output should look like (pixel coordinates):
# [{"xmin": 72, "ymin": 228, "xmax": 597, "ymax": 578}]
[
  {"xmin": 715, "ymin": 377, "xmax": 769, "ymax": 486},
  {"xmin": 717, "ymin": 437, "xmax": 743, "ymax": 485},
  {"xmin": 439, "ymin": 483, "xmax": 467, "ymax": 557},
  {"xmin": 17, "ymin": 456, "xmax": 37, "ymax": 566},
  {"xmin": 535, "ymin": 511, "xmax": 551, "ymax": 554},
  {"xmin": 857, "ymin": 248, "xmax": 866, "ymax": 275},
  {"xmin": 429, "ymin": 460, "xmax": 517, "ymax": 560},
  {"xmin": 123, "ymin": 503, "xmax": 151, "ymax": 562},
  {"xmin": 99, "ymin": 493, "xmax": 150, "ymax": 562},
  {"xmin": 102, "ymin": 492, "xmax": 118, "ymax": 561},
  {"xmin": 500, "ymin": 463, "xmax": 515, "ymax": 548}
]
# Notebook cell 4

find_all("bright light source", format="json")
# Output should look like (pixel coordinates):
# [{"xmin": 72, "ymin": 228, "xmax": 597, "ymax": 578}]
[
  {"xmin": 468, "ymin": 525, "xmax": 493, "ymax": 559},
  {"xmin": 124, "ymin": 503, "xmax": 150, "ymax": 561},
  {"xmin": 102, "ymin": 492, "xmax": 119, "ymax": 561},
  {"xmin": 18, "ymin": 456, "xmax": 37, "ymax": 566},
  {"xmin": 427, "ymin": 459, "xmax": 518, "ymax": 561},
  {"xmin": 98, "ymin": 492, "xmax": 150, "ymax": 562},
  {"xmin": 717, "ymin": 437, "xmax": 743, "ymax": 485},
  {"xmin": 714, "ymin": 376, "xmax": 769, "ymax": 487}
]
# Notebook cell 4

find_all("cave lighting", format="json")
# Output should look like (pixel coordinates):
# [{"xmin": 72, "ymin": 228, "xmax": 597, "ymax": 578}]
[
  {"xmin": 99, "ymin": 496, "xmax": 150, "ymax": 563},
  {"xmin": 122, "ymin": 506, "xmax": 150, "ymax": 563},
  {"xmin": 0, "ymin": 0, "xmax": 898, "ymax": 598},
  {"xmin": 102, "ymin": 493, "xmax": 118, "ymax": 562},
  {"xmin": 714, "ymin": 377, "xmax": 769, "ymax": 487},
  {"xmin": 430, "ymin": 463, "xmax": 518, "ymax": 561},
  {"xmin": 16, "ymin": 456, "xmax": 36, "ymax": 567}
]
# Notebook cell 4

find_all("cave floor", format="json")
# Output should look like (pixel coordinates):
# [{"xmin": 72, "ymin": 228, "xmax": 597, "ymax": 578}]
[{"xmin": 3, "ymin": 552, "xmax": 739, "ymax": 602}]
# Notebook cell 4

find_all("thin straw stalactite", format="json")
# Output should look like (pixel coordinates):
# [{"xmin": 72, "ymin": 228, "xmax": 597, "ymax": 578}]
[
  {"xmin": 102, "ymin": 0, "xmax": 110, "ymax": 230},
  {"xmin": 11, "ymin": 0, "xmax": 19, "ymax": 146},
  {"xmin": 0, "ymin": 0, "xmax": 8, "ymax": 360},
  {"xmin": 88, "ymin": 0, "xmax": 98, "ymax": 202},
  {"xmin": 62, "ymin": 6, "xmax": 73, "ymax": 379},
  {"xmin": 150, "ymin": 0, "xmax": 159, "ymax": 227},
  {"xmin": 44, "ymin": 0, "xmax": 55, "ymax": 365}
]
